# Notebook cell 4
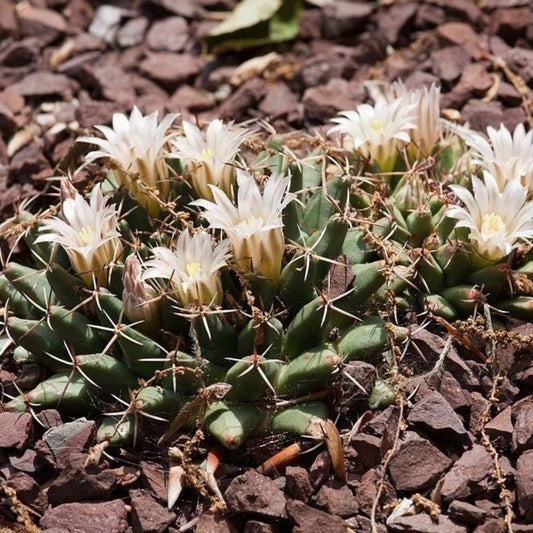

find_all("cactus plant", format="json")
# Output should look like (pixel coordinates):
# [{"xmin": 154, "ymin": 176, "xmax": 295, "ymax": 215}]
[{"xmin": 2, "ymin": 84, "xmax": 533, "ymax": 502}]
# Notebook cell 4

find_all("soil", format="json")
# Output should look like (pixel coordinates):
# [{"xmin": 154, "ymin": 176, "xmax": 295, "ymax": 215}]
[{"xmin": 1, "ymin": 0, "xmax": 533, "ymax": 532}]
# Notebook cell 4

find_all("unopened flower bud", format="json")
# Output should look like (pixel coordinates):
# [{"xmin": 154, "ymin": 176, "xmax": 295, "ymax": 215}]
[{"xmin": 122, "ymin": 255, "xmax": 159, "ymax": 333}]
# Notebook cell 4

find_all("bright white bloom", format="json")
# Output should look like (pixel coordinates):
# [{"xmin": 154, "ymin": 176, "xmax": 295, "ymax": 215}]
[
  {"xmin": 36, "ymin": 184, "xmax": 123, "ymax": 286},
  {"xmin": 390, "ymin": 81, "xmax": 441, "ymax": 157},
  {"xmin": 78, "ymin": 106, "xmax": 177, "ymax": 216},
  {"xmin": 122, "ymin": 255, "xmax": 159, "ymax": 333},
  {"xmin": 448, "ymin": 171, "xmax": 533, "ymax": 262},
  {"xmin": 329, "ymin": 98, "xmax": 417, "ymax": 172},
  {"xmin": 143, "ymin": 229, "xmax": 230, "ymax": 307},
  {"xmin": 458, "ymin": 123, "xmax": 533, "ymax": 191},
  {"xmin": 192, "ymin": 170, "xmax": 295, "ymax": 284},
  {"xmin": 171, "ymin": 119, "xmax": 250, "ymax": 200}
]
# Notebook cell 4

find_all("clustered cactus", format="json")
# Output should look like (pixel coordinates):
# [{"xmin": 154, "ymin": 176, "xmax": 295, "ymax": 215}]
[{"xmin": 2, "ymin": 82, "xmax": 533, "ymax": 492}]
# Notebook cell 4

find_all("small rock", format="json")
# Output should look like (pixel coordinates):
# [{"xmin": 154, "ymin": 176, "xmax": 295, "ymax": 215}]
[
  {"xmin": 440, "ymin": 444, "xmax": 495, "ymax": 503},
  {"xmin": 427, "ymin": 371, "xmax": 471, "ymax": 412},
  {"xmin": 508, "ymin": 349, "xmax": 533, "ymax": 385},
  {"xmin": 388, "ymin": 513, "xmax": 467, "ymax": 532},
  {"xmin": 335, "ymin": 361, "xmax": 377, "ymax": 416},
  {"xmin": 196, "ymin": 514, "xmax": 239, "ymax": 533},
  {"xmin": 10, "ymin": 71, "xmax": 75, "ymax": 99},
  {"xmin": 64, "ymin": 0, "xmax": 94, "ymax": 31},
  {"xmin": 323, "ymin": 1, "xmax": 374, "ymax": 39},
  {"xmin": 259, "ymin": 82, "xmax": 300, "ymax": 122},
  {"xmin": 303, "ymin": 78, "xmax": 365, "ymax": 122},
  {"xmin": 431, "ymin": 46, "xmax": 471, "ymax": 82},
  {"xmin": 449, "ymin": 500, "xmax": 487, "ymax": 525},
  {"xmin": 415, "ymin": 4, "xmax": 446, "ymax": 28},
  {"xmin": 146, "ymin": 17, "xmax": 189, "ymax": 52},
  {"xmin": 468, "ymin": 391, "xmax": 491, "ymax": 433},
  {"xmin": 224, "ymin": 470, "xmax": 287, "ymax": 519},
  {"xmin": 502, "ymin": 47, "xmax": 533, "ymax": 84},
  {"xmin": 243, "ymin": 520, "xmax": 275, "ymax": 533},
  {"xmin": 140, "ymin": 460, "xmax": 167, "ymax": 502},
  {"xmin": 140, "ymin": 53, "xmax": 202, "ymax": 91},
  {"xmin": 0, "ymin": 101, "xmax": 16, "ymax": 139},
  {"xmin": 388, "ymin": 437, "xmax": 452, "ymax": 492},
  {"xmin": 129, "ymin": 489, "xmax": 176, "ymax": 533},
  {"xmin": 82, "ymin": 64, "xmax": 135, "ymax": 107},
  {"xmin": 219, "ymin": 77, "xmax": 266, "ymax": 121},
  {"xmin": 40, "ymin": 500, "xmax": 128, "ymax": 533},
  {"xmin": 285, "ymin": 466, "xmax": 313, "ymax": 502},
  {"xmin": 150, "ymin": 0, "xmax": 198, "ymax": 18},
  {"xmin": 286, "ymin": 499, "xmax": 347, "ymax": 533},
  {"xmin": 355, "ymin": 467, "xmax": 396, "ymax": 517},
  {"xmin": 513, "ymin": 397, "xmax": 533, "ymax": 453},
  {"xmin": 116, "ymin": 17, "xmax": 148, "ymax": 48},
  {"xmin": 0, "ymin": 38, "xmax": 39, "ymax": 67},
  {"xmin": 9, "ymin": 449, "xmax": 41, "ymax": 474},
  {"xmin": 377, "ymin": 3, "xmax": 418, "ymax": 44},
  {"xmin": 437, "ymin": 22, "xmax": 486, "ymax": 58},
  {"xmin": 455, "ymin": 63, "xmax": 493, "ymax": 99},
  {"xmin": 171, "ymin": 84, "xmax": 216, "ymax": 113},
  {"xmin": 0, "ymin": 0, "xmax": 17, "ymax": 36},
  {"xmin": 299, "ymin": 9, "xmax": 322, "ymax": 40},
  {"xmin": 485, "ymin": 406, "xmax": 513, "ymax": 444},
  {"xmin": 89, "ymin": 5, "xmax": 123, "ymax": 43},
  {"xmin": 5, "ymin": 472, "xmax": 39, "ymax": 505},
  {"xmin": 349, "ymin": 433, "xmax": 382, "ymax": 469},
  {"xmin": 490, "ymin": 7, "xmax": 532, "ymax": 42},
  {"xmin": 75, "ymin": 92, "xmax": 119, "ymax": 129},
  {"xmin": 461, "ymin": 100, "xmax": 504, "ymax": 130},
  {"xmin": 407, "ymin": 390, "xmax": 469, "ymax": 444},
  {"xmin": 313, "ymin": 479, "xmax": 358, "ymax": 517},
  {"xmin": 42, "ymin": 417, "xmax": 95, "ymax": 469},
  {"xmin": 17, "ymin": 3, "xmax": 67, "ymax": 45},
  {"xmin": 47, "ymin": 453, "xmax": 117, "ymax": 505},
  {"xmin": 363, "ymin": 405, "xmax": 401, "ymax": 438},
  {"xmin": 309, "ymin": 450, "xmax": 332, "ymax": 490},
  {"xmin": 0, "ymin": 412, "xmax": 32, "ymax": 450},
  {"xmin": 301, "ymin": 51, "xmax": 355, "ymax": 88}
]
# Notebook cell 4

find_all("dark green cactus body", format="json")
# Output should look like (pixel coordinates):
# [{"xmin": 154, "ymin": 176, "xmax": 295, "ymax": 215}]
[
  {"xmin": 274, "ymin": 345, "xmax": 340, "ymax": 397},
  {"xmin": 269, "ymin": 401, "xmax": 328, "ymax": 435},
  {"xmin": 5, "ymin": 263, "xmax": 56, "ymax": 309},
  {"xmin": 237, "ymin": 317, "xmax": 284, "ymax": 360},
  {"xmin": 205, "ymin": 402, "xmax": 265, "ymax": 449},
  {"xmin": 6, "ymin": 372, "xmax": 99, "ymax": 415},
  {"xmin": 193, "ymin": 313, "xmax": 238, "ymax": 366}
]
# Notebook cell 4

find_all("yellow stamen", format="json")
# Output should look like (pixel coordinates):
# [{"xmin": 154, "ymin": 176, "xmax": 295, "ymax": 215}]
[
  {"xmin": 481, "ymin": 213, "xmax": 506, "ymax": 235},
  {"xmin": 79, "ymin": 225, "xmax": 93, "ymax": 244},
  {"xmin": 186, "ymin": 262, "xmax": 201, "ymax": 277},
  {"xmin": 371, "ymin": 119, "xmax": 383, "ymax": 132},
  {"xmin": 201, "ymin": 147, "xmax": 213, "ymax": 161}
]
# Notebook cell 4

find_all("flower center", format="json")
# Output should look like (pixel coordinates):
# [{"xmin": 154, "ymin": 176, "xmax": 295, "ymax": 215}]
[
  {"xmin": 201, "ymin": 147, "xmax": 214, "ymax": 161},
  {"xmin": 371, "ymin": 119, "xmax": 383, "ymax": 132},
  {"xmin": 481, "ymin": 213, "xmax": 506, "ymax": 235},
  {"xmin": 79, "ymin": 225, "xmax": 94, "ymax": 244},
  {"xmin": 186, "ymin": 262, "xmax": 202, "ymax": 277}
]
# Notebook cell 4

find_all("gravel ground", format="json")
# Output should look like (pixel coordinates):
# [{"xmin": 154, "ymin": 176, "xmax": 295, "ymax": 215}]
[{"xmin": 0, "ymin": 1, "xmax": 533, "ymax": 532}]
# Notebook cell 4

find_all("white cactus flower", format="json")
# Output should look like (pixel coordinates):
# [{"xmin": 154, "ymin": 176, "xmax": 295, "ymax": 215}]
[
  {"xmin": 143, "ymin": 229, "xmax": 230, "ymax": 307},
  {"xmin": 78, "ymin": 106, "xmax": 178, "ymax": 216},
  {"xmin": 390, "ymin": 81, "xmax": 441, "ymax": 157},
  {"xmin": 36, "ymin": 183, "xmax": 123, "ymax": 286},
  {"xmin": 448, "ymin": 171, "xmax": 533, "ymax": 262},
  {"xmin": 171, "ymin": 119, "xmax": 250, "ymax": 200},
  {"xmin": 192, "ymin": 170, "xmax": 295, "ymax": 284},
  {"xmin": 329, "ymin": 98, "xmax": 417, "ymax": 172},
  {"xmin": 458, "ymin": 123, "xmax": 533, "ymax": 191},
  {"xmin": 122, "ymin": 255, "xmax": 159, "ymax": 333}
]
